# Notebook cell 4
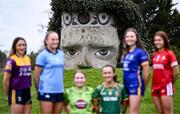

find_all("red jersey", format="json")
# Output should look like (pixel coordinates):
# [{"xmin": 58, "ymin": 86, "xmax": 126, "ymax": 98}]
[{"xmin": 152, "ymin": 49, "xmax": 178, "ymax": 89}]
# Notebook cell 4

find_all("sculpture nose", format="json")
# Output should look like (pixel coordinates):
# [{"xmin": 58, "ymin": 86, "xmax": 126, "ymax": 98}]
[{"xmin": 78, "ymin": 47, "xmax": 91, "ymax": 68}]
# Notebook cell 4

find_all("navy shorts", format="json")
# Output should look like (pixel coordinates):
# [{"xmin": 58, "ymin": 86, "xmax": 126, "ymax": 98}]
[
  {"xmin": 126, "ymin": 86, "xmax": 145, "ymax": 96},
  {"xmin": 8, "ymin": 88, "xmax": 32, "ymax": 106},
  {"xmin": 38, "ymin": 92, "xmax": 64, "ymax": 103}
]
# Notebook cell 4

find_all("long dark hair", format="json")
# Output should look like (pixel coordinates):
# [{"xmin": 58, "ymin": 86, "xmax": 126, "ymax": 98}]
[
  {"xmin": 154, "ymin": 31, "xmax": 170, "ymax": 51},
  {"xmin": 8, "ymin": 37, "xmax": 27, "ymax": 58},
  {"xmin": 122, "ymin": 28, "xmax": 145, "ymax": 56},
  {"xmin": 102, "ymin": 64, "xmax": 118, "ymax": 82}
]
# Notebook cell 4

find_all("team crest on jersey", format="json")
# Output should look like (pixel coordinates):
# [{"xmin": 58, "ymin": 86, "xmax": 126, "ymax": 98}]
[
  {"xmin": 75, "ymin": 99, "xmax": 87, "ymax": 109},
  {"xmin": 162, "ymin": 56, "xmax": 166, "ymax": 60},
  {"xmin": 129, "ymin": 55, "xmax": 134, "ymax": 60},
  {"xmin": 115, "ymin": 91, "xmax": 120, "ymax": 96},
  {"xmin": 125, "ymin": 54, "xmax": 134, "ymax": 60}
]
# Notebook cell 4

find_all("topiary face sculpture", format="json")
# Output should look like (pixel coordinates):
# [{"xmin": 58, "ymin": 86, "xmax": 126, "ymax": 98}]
[{"xmin": 48, "ymin": 0, "xmax": 151, "ymax": 69}]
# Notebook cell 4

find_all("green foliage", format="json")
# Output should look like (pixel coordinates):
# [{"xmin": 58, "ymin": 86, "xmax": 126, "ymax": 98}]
[
  {"xmin": 0, "ymin": 68, "xmax": 180, "ymax": 113},
  {"xmin": 28, "ymin": 51, "xmax": 38, "ymax": 70},
  {"xmin": 132, "ymin": 0, "xmax": 180, "ymax": 61},
  {"xmin": 0, "ymin": 50, "xmax": 7, "ymax": 68},
  {"xmin": 48, "ymin": 0, "xmax": 152, "ymax": 52},
  {"xmin": 171, "ymin": 46, "xmax": 180, "ymax": 63}
]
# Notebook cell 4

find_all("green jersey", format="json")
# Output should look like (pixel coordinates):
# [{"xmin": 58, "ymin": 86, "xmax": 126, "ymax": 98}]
[
  {"xmin": 92, "ymin": 83, "xmax": 128, "ymax": 114},
  {"xmin": 64, "ymin": 86, "xmax": 94, "ymax": 114}
]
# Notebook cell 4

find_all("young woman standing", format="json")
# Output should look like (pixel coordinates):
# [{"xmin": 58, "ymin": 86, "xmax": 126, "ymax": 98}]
[
  {"xmin": 122, "ymin": 28, "xmax": 150, "ymax": 114},
  {"xmin": 34, "ymin": 31, "xmax": 64, "ymax": 114},
  {"xmin": 152, "ymin": 31, "xmax": 178, "ymax": 114},
  {"xmin": 3, "ymin": 37, "xmax": 32, "ymax": 114}
]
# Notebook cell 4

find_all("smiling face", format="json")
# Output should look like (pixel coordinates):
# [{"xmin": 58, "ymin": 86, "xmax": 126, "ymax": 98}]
[
  {"xmin": 154, "ymin": 35, "xmax": 165, "ymax": 50},
  {"xmin": 45, "ymin": 32, "xmax": 59, "ymax": 50},
  {"xmin": 74, "ymin": 72, "xmax": 86, "ymax": 88},
  {"xmin": 125, "ymin": 31, "xmax": 137, "ymax": 47},
  {"xmin": 61, "ymin": 27, "xmax": 120, "ymax": 69},
  {"xmin": 15, "ymin": 39, "xmax": 26, "ymax": 56},
  {"xmin": 102, "ymin": 66, "xmax": 115, "ymax": 83}
]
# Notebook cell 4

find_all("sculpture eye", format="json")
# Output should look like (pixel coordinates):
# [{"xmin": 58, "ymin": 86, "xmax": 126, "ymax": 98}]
[
  {"xmin": 63, "ymin": 12, "xmax": 72, "ymax": 26},
  {"xmin": 66, "ymin": 49, "xmax": 79, "ymax": 56},
  {"xmin": 95, "ymin": 49, "xmax": 111, "ymax": 57},
  {"xmin": 97, "ymin": 13, "xmax": 110, "ymax": 25}
]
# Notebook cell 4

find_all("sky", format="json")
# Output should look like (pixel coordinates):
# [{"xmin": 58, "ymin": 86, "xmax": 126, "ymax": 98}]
[
  {"xmin": 0, "ymin": 0, "xmax": 51, "ymax": 53},
  {"xmin": 0, "ymin": 0, "xmax": 180, "ymax": 54}
]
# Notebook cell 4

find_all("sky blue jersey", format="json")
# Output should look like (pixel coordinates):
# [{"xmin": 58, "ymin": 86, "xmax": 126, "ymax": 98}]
[
  {"xmin": 36, "ymin": 49, "xmax": 64, "ymax": 93},
  {"xmin": 122, "ymin": 48, "xmax": 148, "ymax": 88}
]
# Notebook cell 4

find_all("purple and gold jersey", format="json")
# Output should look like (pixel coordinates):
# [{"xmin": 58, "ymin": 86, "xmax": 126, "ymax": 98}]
[{"xmin": 4, "ymin": 54, "xmax": 31, "ymax": 89}]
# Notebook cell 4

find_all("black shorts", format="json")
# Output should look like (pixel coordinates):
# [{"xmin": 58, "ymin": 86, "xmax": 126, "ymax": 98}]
[
  {"xmin": 8, "ymin": 88, "xmax": 32, "ymax": 106},
  {"xmin": 38, "ymin": 92, "xmax": 64, "ymax": 103}
]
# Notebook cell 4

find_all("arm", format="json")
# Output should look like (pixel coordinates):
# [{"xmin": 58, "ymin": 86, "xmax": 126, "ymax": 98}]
[
  {"xmin": 63, "ymin": 90, "xmax": 71, "ymax": 114},
  {"xmin": 34, "ymin": 66, "xmax": 43, "ymax": 91},
  {"xmin": 142, "ymin": 62, "xmax": 150, "ymax": 87},
  {"xmin": 122, "ymin": 98, "xmax": 129, "ymax": 114},
  {"xmin": 121, "ymin": 99, "xmax": 129, "ymax": 114},
  {"xmin": 172, "ymin": 66, "xmax": 179, "ymax": 85},
  {"xmin": 63, "ymin": 102, "xmax": 71, "ymax": 114},
  {"xmin": 121, "ymin": 85, "xmax": 129, "ymax": 114},
  {"xmin": 3, "ymin": 72, "xmax": 11, "ymax": 96},
  {"xmin": 92, "ymin": 98, "xmax": 100, "ymax": 114}
]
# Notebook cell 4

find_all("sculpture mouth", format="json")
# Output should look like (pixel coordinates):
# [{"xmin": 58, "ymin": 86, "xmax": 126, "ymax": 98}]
[{"xmin": 77, "ymin": 65, "xmax": 92, "ymax": 69}]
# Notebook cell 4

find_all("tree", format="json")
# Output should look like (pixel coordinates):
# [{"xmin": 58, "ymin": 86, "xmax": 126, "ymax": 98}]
[
  {"xmin": 132, "ymin": 0, "xmax": 180, "ymax": 62},
  {"xmin": 28, "ymin": 51, "xmax": 38, "ymax": 70},
  {"xmin": 132, "ymin": 0, "xmax": 180, "ymax": 44},
  {"xmin": 0, "ymin": 50, "xmax": 7, "ymax": 68}
]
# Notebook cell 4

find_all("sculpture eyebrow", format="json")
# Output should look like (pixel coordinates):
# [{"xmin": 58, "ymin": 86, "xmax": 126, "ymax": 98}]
[
  {"xmin": 88, "ymin": 43, "xmax": 116, "ymax": 48},
  {"xmin": 61, "ymin": 44, "xmax": 81, "ymax": 49},
  {"xmin": 61, "ymin": 42, "xmax": 117, "ymax": 49}
]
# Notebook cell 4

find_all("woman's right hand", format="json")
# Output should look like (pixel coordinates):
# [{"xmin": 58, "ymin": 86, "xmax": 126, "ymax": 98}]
[{"xmin": 64, "ymin": 105, "xmax": 71, "ymax": 114}]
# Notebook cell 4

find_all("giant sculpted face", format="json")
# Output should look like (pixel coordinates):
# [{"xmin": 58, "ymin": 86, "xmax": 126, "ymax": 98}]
[{"xmin": 61, "ymin": 12, "xmax": 120, "ymax": 69}]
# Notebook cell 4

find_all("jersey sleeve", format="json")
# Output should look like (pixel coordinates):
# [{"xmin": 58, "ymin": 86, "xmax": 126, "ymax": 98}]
[
  {"xmin": 139, "ymin": 49, "xmax": 149, "ymax": 65},
  {"xmin": 168, "ymin": 50, "xmax": 178, "ymax": 67},
  {"xmin": 35, "ymin": 52, "xmax": 46, "ymax": 67},
  {"xmin": 4, "ymin": 58, "xmax": 15, "ymax": 73},
  {"xmin": 92, "ymin": 85, "xmax": 102, "ymax": 98},
  {"xmin": 121, "ymin": 86, "xmax": 128, "ymax": 101}
]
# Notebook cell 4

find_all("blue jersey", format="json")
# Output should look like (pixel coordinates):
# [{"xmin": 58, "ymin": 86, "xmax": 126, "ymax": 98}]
[
  {"xmin": 123, "ymin": 48, "xmax": 148, "ymax": 88},
  {"xmin": 36, "ymin": 49, "xmax": 64, "ymax": 93}
]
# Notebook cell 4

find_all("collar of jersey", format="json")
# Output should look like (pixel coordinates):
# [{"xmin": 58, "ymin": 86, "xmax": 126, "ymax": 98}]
[
  {"xmin": 103, "ymin": 82, "xmax": 118, "ymax": 89},
  {"xmin": 45, "ymin": 48, "xmax": 58, "ymax": 54}
]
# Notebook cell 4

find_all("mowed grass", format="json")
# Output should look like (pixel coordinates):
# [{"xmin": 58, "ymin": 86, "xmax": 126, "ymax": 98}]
[{"xmin": 0, "ymin": 68, "xmax": 180, "ymax": 114}]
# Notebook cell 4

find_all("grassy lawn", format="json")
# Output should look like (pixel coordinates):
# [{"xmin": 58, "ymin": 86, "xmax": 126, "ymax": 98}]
[{"xmin": 0, "ymin": 68, "xmax": 180, "ymax": 114}]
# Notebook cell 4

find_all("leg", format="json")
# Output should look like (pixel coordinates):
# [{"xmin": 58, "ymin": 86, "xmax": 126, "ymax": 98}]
[
  {"xmin": 53, "ymin": 102, "xmax": 64, "ymax": 114},
  {"xmin": 23, "ymin": 104, "xmax": 32, "ymax": 114},
  {"xmin": 11, "ymin": 104, "xmax": 24, "ymax": 114},
  {"xmin": 152, "ymin": 96, "xmax": 164, "ymax": 114},
  {"xmin": 129, "ymin": 95, "xmax": 141, "ymax": 114},
  {"xmin": 40, "ymin": 101, "xmax": 53, "ymax": 114},
  {"xmin": 161, "ymin": 96, "xmax": 173, "ymax": 114}
]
